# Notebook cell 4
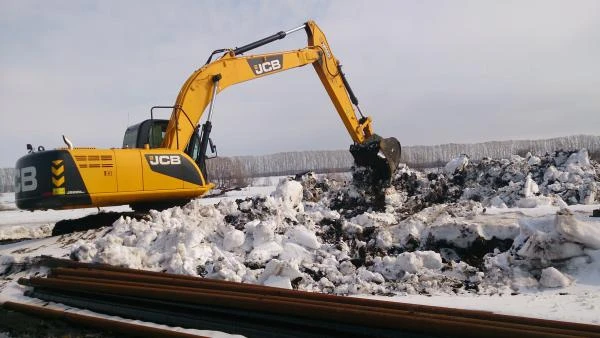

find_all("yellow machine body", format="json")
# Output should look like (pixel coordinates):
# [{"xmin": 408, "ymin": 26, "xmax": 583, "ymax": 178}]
[
  {"xmin": 16, "ymin": 147, "xmax": 213, "ymax": 210},
  {"xmin": 72, "ymin": 148, "xmax": 213, "ymax": 208}
]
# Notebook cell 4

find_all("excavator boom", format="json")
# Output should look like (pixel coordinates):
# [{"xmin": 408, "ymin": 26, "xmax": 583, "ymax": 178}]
[{"xmin": 161, "ymin": 20, "xmax": 400, "ymax": 183}]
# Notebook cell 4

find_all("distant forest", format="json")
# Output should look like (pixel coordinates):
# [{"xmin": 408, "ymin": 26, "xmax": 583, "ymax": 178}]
[{"xmin": 2, "ymin": 135, "xmax": 599, "ymax": 191}]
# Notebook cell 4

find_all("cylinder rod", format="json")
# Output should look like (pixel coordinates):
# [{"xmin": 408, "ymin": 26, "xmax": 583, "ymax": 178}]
[
  {"xmin": 233, "ymin": 23, "xmax": 307, "ymax": 55},
  {"xmin": 285, "ymin": 24, "xmax": 306, "ymax": 35},
  {"xmin": 206, "ymin": 74, "xmax": 221, "ymax": 122}
]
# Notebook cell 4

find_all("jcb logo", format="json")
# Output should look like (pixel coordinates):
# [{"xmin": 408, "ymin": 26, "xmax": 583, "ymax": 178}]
[
  {"xmin": 247, "ymin": 55, "xmax": 283, "ymax": 76},
  {"xmin": 15, "ymin": 166, "xmax": 38, "ymax": 193},
  {"xmin": 253, "ymin": 59, "xmax": 281, "ymax": 75},
  {"xmin": 148, "ymin": 155, "xmax": 181, "ymax": 166}
]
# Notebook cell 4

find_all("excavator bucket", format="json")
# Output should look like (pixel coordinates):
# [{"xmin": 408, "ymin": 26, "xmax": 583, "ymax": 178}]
[{"xmin": 350, "ymin": 135, "xmax": 402, "ymax": 185}]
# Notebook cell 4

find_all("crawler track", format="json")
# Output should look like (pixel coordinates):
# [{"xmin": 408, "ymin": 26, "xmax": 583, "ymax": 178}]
[
  {"xmin": 51, "ymin": 211, "xmax": 148, "ymax": 236},
  {"xmin": 9, "ymin": 258, "xmax": 600, "ymax": 338}
]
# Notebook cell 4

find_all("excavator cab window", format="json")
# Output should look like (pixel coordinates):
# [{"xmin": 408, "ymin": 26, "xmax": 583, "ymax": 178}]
[
  {"xmin": 122, "ymin": 126, "xmax": 138, "ymax": 149},
  {"xmin": 185, "ymin": 129, "xmax": 202, "ymax": 162},
  {"xmin": 185, "ymin": 123, "xmax": 217, "ymax": 180},
  {"xmin": 122, "ymin": 119, "xmax": 169, "ymax": 149},
  {"xmin": 148, "ymin": 123, "xmax": 166, "ymax": 148}
]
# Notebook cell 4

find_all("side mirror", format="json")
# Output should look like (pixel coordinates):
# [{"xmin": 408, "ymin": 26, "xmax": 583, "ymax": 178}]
[
  {"xmin": 209, "ymin": 138, "xmax": 217, "ymax": 154},
  {"xmin": 206, "ymin": 138, "xmax": 218, "ymax": 159}
]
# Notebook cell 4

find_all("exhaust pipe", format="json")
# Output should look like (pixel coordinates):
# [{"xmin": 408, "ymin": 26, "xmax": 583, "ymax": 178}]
[{"xmin": 62, "ymin": 135, "xmax": 73, "ymax": 149}]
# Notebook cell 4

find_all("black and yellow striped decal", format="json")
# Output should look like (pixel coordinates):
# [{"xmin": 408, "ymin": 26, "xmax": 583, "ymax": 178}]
[{"xmin": 52, "ymin": 159, "xmax": 65, "ymax": 195}]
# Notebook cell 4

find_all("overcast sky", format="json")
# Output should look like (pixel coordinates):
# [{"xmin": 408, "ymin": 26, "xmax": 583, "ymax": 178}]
[{"xmin": 1, "ymin": 0, "xmax": 599, "ymax": 167}]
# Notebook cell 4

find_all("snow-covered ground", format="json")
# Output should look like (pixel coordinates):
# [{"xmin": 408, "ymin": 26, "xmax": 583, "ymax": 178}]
[
  {"xmin": 0, "ymin": 187, "xmax": 273, "ymax": 337},
  {"xmin": 1, "ymin": 149, "xmax": 600, "ymax": 336},
  {"xmin": 0, "ymin": 186, "xmax": 276, "ymax": 241},
  {"xmin": 0, "ymin": 193, "xmax": 130, "ymax": 241}
]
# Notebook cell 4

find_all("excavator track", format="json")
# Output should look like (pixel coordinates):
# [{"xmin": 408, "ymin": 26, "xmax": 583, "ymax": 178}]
[
  {"xmin": 51, "ymin": 198, "xmax": 196, "ymax": 236},
  {"xmin": 52, "ymin": 211, "xmax": 149, "ymax": 236}
]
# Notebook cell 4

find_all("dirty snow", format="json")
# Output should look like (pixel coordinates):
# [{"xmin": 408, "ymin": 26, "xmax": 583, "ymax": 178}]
[{"xmin": 2, "ymin": 149, "xmax": 600, "ymax": 331}]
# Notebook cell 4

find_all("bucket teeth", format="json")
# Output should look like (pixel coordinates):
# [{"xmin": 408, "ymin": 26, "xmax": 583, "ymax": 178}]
[{"xmin": 350, "ymin": 135, "xmax": 401, "ymax": 185}]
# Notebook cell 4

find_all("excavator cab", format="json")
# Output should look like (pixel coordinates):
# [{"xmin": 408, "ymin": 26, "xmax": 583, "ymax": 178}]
[{"xmin": 122, "ymin": 119, "xmax": 216, "ymax": 181}]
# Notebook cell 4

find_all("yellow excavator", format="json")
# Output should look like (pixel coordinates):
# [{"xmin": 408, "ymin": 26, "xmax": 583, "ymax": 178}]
[{"xmin": 15, "ymin": 20, "xmax": 401, "ymax": 212}]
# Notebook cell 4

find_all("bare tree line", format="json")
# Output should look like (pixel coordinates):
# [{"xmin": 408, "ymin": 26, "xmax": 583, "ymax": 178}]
[
  {"xmin": 403, "ymin": 135, "xmax": 600, "ymax": 165},
  {"xmin": 206, "ymin": 135, "xmax": 600, "ymax": 186},
  {"xmin": 2, "ymin": 135, "xmax": 599, "ymax": 191},
  {"xmin": 0, "ymin": 168, "xmax": 15, "ymax": 193}
]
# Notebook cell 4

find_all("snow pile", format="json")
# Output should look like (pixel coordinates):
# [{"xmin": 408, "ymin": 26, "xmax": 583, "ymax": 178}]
[
  {"xmin": 0, "ymin": 224, "xmax": 53, "ymax": 241},
  {"xmin": 444, "ymin": 154, "xmax": 469, "ymax": 174},
  {"xmin": 485, "ymin": 207, "xmax": 600, "ymax": 291},
  {"xmin": 70, "ymin": 149, "xmax": 600, "ymax": 296},
  {"xmin": 389, "ymin": 149, "xmax": 599, "ymax": 214},
  {"xmin": 539, "ymin": 267, "xmax": 572, "ymax": 288}
]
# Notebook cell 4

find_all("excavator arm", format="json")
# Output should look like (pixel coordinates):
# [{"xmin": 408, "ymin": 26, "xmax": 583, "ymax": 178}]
[{"xmin": 161, "ymin": 21, "xmax": 400, "ymax": 182}]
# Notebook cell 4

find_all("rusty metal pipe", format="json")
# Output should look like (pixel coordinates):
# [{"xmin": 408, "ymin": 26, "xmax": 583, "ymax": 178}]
[
  {"xmin": 22, "ymin": 276, "xmax": 593, "ymax": 338},
  {"xmin": 2, "ymin": 301, "xmax": 207, "ymax": 338},
  {"xmin": 54, "ymin": 269, "xmax": 493, "ymax": 317},
  {"xmin": 36, "ymin": 260, "xmax": 600, "ymax": 336},
  {"xmin": 49, "ymin": 266, "xmax": 600, "ymax": 336},
  {"xmin": 45, "ymin": 273, "xmax": 600, "ymax": 338}
]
